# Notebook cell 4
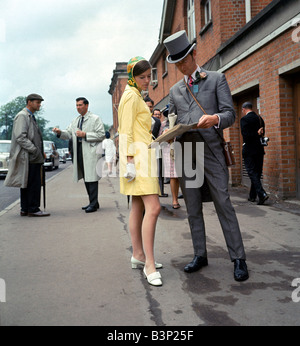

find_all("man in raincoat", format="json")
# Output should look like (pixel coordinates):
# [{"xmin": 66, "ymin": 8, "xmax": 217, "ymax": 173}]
[{"xmin": 53, "ymin": 97, "xmax": 105, "ymax": 213}]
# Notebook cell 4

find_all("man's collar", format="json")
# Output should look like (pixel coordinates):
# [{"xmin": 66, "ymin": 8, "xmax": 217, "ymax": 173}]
[
  {"xmin": 26, "ymin": 108, "xmax": 34, "ymax": 116},
  {"xmin": 78, "ymin": 111, "xmax": 90, "ymax": 118},
  {"xmin": 184, "ymin": 65, "xmax": 201, "ymax": 82}
]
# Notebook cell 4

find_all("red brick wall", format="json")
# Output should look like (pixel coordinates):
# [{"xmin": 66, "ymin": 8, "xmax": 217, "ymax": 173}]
[
  {"xmin": 139, "ymin": 0, "xmax": 300, "ymax": 197},
  {"xmin": 112, "ymin": 77, "xmax": 127, "ymax": 131},
  {"xmin": 149, "ymin": 1, "xmax": 186, "ymax": 105},
  {"xmin": 150, "ymin": 0, "xmax": 255, "ymax": 99},
  {"xmin": 219, "ymin": 0, "xmax": 246, "ymax": 43},
  {"xmin": 251, "ymin": 0, "xmax": 273, "ymax": 17},
  {"xmin": 226, "ymin": 28, "xmax": 300, "ymax": 196}
]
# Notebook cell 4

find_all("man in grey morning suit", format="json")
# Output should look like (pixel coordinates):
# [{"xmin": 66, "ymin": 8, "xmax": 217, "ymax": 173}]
[{"xmin": 164, "ymin": 30, "xmax": 249, "ymax": 281}]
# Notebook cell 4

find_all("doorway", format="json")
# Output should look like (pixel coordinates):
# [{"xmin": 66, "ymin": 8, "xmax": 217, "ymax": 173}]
[
  {"xmin": 294, "ymin": 78, "xmax": 300, "ymax": 198},
  {"xmin": 236, "ymin": 88, "xmax": 260, "ymax": 187}
]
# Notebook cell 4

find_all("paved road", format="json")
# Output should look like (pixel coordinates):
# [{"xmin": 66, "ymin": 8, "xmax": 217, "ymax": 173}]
[
  {"xmin": 0, "ymin": 161, "xmax": 72, "ymax": 212},
  {"xmin": 0, "ymin": 165, "xmax": 300, "ymax": 327}
]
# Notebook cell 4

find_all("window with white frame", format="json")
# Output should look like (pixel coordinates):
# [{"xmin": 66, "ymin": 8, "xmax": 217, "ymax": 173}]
[
  {"xmin": 163, "ymin": 52, "xmax": 168, "ymax": 76},
  {"xmin": 151, "ymin": 67, "xmax": 158, "ymax": 86},
  {"xmin": 203, "ymin": 0, "xmax": 211, "ymax": 25},
  {"xmin": 187, "ymin": 0, "xmax": 196, "ymax": 41}
]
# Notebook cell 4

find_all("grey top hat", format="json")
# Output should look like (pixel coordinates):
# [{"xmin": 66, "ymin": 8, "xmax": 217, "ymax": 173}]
[
  {"xmin": 163, "ymin": 30, "xmax": 196, "ymax": 64},
  {"xmin": 26, "ymin": 93, "xmax": 44, "ymax": 102}
]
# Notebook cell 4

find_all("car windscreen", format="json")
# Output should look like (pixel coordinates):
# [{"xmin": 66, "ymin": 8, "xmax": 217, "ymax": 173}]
[
  {"xmin": 44, "ymin": 143, "xmax": 53, "ymax": 151},
  {"xmin": 0, "ymin": 143, "xmax": 11, "ymax": 153}
]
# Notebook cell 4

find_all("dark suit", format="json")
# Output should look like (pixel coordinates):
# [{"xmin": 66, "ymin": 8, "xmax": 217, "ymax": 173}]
[
  {"xmin": 240, "ymin": 111, "xmax": 266, "ymax": 200},
  {"xmin": 169, "ymin": 69, "xmax": 246, "ymax": 261},
  {"xmin": 152, "ymin": 116, "xmax": 161, "ymax": 139},
  {"xmin": 152, "ymin": 116, "xmax": 165, "ymax": 195}
]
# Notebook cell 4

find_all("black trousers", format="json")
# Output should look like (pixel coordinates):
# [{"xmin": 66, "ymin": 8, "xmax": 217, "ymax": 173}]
[
  {"xmin": 158, "ymin": 157, "xmax": 165, "ymax": 195},
  {"xmin": 243, "ymin": 153, "xmax": 265, "ymax": 199},
  {"xmin": 77, "ymin": 141, "xmax": 98, "ymax": 207},
  {"xmin": 20, "ymin": 163, "xmax": 42, "ymax": 213}
]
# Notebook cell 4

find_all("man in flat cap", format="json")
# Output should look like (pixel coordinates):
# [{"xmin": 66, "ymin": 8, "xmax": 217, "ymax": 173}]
[
  {"xmin": 163, "ymin": 30, "xmax": 248, "ymax": 281},
  {"xmin": 5, "ymin": 93, "xmax": 50, "ymax": 217}
]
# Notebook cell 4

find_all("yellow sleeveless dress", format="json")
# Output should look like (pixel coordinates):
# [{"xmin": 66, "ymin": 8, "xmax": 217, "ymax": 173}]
[{"xmin": 118, "ymin": 85, "xmax": 160, "ymax": 196}]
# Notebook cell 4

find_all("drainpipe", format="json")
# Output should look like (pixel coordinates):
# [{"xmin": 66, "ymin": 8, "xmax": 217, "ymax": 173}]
[{"xmin": 245, "ymin": 0, "xmax": 251, "ymax": 23}]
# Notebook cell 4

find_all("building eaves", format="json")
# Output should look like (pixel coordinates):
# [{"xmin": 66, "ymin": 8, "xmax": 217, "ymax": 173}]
[
  {"xmin": 150, "ymin": 0, "xmax": 176, "ymax": 66},
  {"xmin": 108, "ymin": 62, "xmax": 127, "ymax": 95}
]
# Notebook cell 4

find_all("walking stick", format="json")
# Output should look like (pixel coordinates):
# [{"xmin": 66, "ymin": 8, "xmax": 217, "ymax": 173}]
[{"xmin": 41, "ymin": 164, "xmax": 46, "ymax": 209}]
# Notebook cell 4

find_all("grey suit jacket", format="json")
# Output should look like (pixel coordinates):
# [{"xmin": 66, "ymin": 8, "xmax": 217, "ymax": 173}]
[{"xmin": 168, "ymin": 69, "xmax": 236, "ymax": 171}]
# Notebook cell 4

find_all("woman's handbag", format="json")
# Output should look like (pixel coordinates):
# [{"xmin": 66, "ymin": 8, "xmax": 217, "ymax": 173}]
[{"xmin": 184, "ymin": 79, "xmax": 236, "ymax": 167}]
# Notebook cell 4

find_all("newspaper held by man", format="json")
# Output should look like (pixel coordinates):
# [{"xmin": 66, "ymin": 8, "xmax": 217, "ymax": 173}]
[{"xmin": 148, "ymin": 113, "xmax": 198, "ymax": 148}]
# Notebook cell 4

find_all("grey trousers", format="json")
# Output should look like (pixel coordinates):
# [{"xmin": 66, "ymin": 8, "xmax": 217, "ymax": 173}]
[{"xmin": 176, "ymin": 132, "xmax": 246, "ymax": 261}]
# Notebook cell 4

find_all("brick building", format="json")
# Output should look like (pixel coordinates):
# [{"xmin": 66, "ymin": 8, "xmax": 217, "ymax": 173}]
[{"xmin": 109, "ymin": 0, "xmax": 300, "ymax": 199}]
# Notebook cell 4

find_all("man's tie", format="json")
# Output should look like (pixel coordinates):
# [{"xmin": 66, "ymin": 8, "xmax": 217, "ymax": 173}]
[
  {"xmin": 78, "ymin": 116, "xmax": 84, "ymax": 142},
  {"xmin": 32, "ymin": 115, "xmax": 36, "ymax": 122},
  {"xmin": 188, "ymin": 75, "xmax": 193, "ymax": 87},
  {"xmin": 79, "ymin": 116, "xmax": 84, "ymax": 130}
]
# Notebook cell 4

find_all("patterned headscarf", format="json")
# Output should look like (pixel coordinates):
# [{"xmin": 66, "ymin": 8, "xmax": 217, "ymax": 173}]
[{"xmin": 127, "ymin": 56, "xmax": 146, "ymax": 90}]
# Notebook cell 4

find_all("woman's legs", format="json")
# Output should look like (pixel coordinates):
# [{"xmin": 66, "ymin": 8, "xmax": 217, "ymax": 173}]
[
  {"xmin": 129, "ymin": 196, "xmax": 145, "ymax": 261},
  {"xmin": 170, "ymin": 178, "xmax": 180, "ymax": 206},
  {"xmin": 107, "ymin": 162, "xmax": 113, "ymax": 174},
  {"xmin": 140, "ymin": 194, "xmax": 161, "ymax": 274},
  {"xmin": 129, "ymin": 194, "xmax": 161, "ymax": 274}
]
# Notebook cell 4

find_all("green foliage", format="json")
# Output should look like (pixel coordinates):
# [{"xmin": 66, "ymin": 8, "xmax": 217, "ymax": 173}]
[
  {"xmin": 43, "ymin": 127, "xmax": 69, "ymax": 148},
  {"xmin": 0, "ymin": 96, "xmax": 45, "ymax": 139},
  {"xmin": 104, "ymin": 123, "xmax": 111, "ymax": 132},
  {"xmin": 0, "ymin": 96, "xmax": 112, "ymax": 144}
]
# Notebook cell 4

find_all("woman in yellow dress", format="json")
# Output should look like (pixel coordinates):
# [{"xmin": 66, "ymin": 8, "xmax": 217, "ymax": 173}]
[{"xmin": 118, "ymin": 56, "xmax": 162, "ymax": 286}]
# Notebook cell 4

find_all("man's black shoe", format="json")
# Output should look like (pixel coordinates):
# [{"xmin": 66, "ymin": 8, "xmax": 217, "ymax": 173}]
[
  {"xmin": 248, "ymin": 197, "xmax": 256, "ymax": 202},
  {"xmin": 159, "ymin": 193, "xmax": 168, "ymax": 198},
  {"xmin": 82, "ymin": 202, "xmax": 100, "ymax": 210},
  {"xmin": 184, "ymin": 256, "xmax": 208, "ymax": 273},
  {"xmin": 233, "ymin": 259, "xmax": 249, "ymax": 281},
  {"xmin": 85, "ymin": 206, "xmax": 98, "ymax": 213},
  {"xmin": 257, "ymin": 194, "xmax": 269, "ymax": 205}
]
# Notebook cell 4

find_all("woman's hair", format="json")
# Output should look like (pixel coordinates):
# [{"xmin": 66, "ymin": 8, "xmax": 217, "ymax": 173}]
[{"xmin": 133, "ymin": 60, "xmax": 151, "ymax": 77}]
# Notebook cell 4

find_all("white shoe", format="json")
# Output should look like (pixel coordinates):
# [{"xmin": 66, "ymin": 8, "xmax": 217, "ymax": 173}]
[
  {"xmin": 143, "ymin": 267, "xmax": 162, "ymax": 286},
  {"xmin": 131, "ymin": 256, "xmax": 163, "ymax": 269}
]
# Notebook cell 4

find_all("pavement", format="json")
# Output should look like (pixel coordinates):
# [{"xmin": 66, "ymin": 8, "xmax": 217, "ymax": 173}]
[{"xmin": 0, "ymin": 164, "xmax": 299, "ymax": 326}]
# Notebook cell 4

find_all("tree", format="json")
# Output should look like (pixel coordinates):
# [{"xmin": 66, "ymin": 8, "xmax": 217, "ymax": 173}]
[
  {"xmin": 0, "ymin": 96, "xmax": 44, "ymax": 139},
  {"xmin": 0, "ymin": 96, "xmax": 113, "ymax": 145}
]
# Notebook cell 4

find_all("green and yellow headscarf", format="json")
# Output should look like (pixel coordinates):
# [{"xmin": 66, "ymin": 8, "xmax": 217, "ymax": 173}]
[{"xmin": 127, "ymin": 56, "xmax": 146, "ymax": 90}]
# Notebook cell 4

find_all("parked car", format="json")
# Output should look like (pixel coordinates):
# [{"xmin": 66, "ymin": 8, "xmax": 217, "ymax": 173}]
[
  {"xmin": 62, "ymin": 147, "xmax": 72, "ymax": 161},
  {"xmin": 43, "ymin": 141, "xmax": 59, "ymax": 170},
  {"xmin": 57, "ymin": 148, "xmax": 66, "ymax": 164},
  {"xmin": 0, "ymin": 140, "xmax": 11, "ymax": 176}
]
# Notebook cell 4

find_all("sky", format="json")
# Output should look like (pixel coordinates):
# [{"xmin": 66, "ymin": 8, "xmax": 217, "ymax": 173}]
[{"xmin": 0, "ymin": 0, "xmax": 164, "ymax": 129}]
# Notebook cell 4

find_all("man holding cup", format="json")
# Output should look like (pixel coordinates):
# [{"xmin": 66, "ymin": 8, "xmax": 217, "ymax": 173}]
[{"xmin": 53, "ymin": 97, "xmax": 105, "ymax": 213}]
